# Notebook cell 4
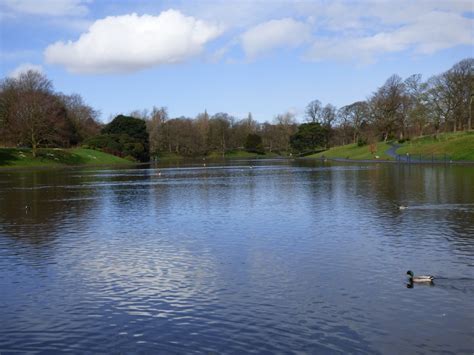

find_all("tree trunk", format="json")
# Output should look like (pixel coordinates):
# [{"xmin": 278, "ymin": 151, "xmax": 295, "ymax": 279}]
[
  {"xmin": 469, "ymin": 95, "xmax": 472, "ymax": 131},
  {"xmin": 31, "ymin": 133, "xmax": 37, "ymax": 158}
]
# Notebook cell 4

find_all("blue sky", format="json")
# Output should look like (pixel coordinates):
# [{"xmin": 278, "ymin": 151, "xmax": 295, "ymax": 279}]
[{"xmin": 1, "ymin": 0, "xmax": 473, "ymax": 122}]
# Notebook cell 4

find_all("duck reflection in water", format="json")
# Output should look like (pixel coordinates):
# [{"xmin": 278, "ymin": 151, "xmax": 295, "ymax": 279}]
[{"xmin": 406, "ymin": 280, "xmax": 435, "ymax": 288}]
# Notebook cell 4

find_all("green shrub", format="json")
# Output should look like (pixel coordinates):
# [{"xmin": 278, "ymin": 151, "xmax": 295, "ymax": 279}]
[{"xmin": 244, "ymin": 134, "xmax": 264, "ymax": 154}]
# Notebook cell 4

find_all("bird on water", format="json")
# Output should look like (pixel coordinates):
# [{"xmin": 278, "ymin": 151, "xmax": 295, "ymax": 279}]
[{"xmin": 406, "ymin": 270, "xmax": 434, "ymax": 283}]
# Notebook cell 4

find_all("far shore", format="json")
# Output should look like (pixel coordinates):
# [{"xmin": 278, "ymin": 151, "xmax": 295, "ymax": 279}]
[{"xmin": 1, "ymin": 131, "xmax": 473, "ymax": 170}]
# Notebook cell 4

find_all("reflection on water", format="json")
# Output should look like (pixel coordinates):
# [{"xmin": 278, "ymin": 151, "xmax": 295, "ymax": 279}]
[{"xmin": 0, "ymin": 160, "xmax": 473, "ymax": 353}]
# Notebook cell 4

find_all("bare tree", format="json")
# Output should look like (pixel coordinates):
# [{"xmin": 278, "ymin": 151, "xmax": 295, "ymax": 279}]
[
  {"xmin": 445, "ymin": 58, "xmax": 473, "ymax": 131},
  {"xmin": 209, "ymin": 113, "xmax": 232, "ymax": 157},
  {"xmin": 2, "ymin": 70, "xmax": 67, "ymax": 156},
  {"xmin": 195, "ymin": 109, "xmax": 210, "ymax": 154},
  {"xmin": 274, "ymin": 112, "xmax": 297, "ymax": 152},
  {"xmin": 305, "ymin": 100, "xmax": 322, "ymax": 123},
  {"xmin": 59, "ymin": 93, "xmax": 100, "ymax": 145},
  {"xmin": 147, "ymin": 106, "xmax": 168, "ymax": 155},
  {"xmin": 369, "ymin": 74, "xmax": 406, "ymax": 141},
  {"xmin": 11, "ymin": 90, "xmax": 65, "ymax": 156},
  {"xmin": 339, "ymin": 101, "xmax": 369, "ymax": 143},
  {"xmin": 404, "ymin": 74, "xmax": 429, "ymax": 137}
]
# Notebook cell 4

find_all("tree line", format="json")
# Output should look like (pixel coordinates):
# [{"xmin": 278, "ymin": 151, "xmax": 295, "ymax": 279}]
[
  {"xmin": 1, "ymin": 58, "xmax": 472, "ymax": 161},
  {"xmin": 0, "ymin": 71, "xmax": 100, "ymax": 157}
]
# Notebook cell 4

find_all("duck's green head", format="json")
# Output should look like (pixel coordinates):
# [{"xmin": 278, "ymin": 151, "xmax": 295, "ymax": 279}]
[{"xmin": 406, "ymin": 270, "xmax": 414, "ymax": 277}]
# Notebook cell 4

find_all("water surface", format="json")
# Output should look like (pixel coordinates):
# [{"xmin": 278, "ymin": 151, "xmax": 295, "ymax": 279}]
[{"xmin": 1, "ymin": 160, "xmax": 473, "ymax": 353}]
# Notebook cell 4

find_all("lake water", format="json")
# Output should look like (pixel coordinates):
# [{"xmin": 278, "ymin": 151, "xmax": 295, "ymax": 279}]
[{"xmin": 0, "ymin": 160, "xmax": 473, "ymax": 354}]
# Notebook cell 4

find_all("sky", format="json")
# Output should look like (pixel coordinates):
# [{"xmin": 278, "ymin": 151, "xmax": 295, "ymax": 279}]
[{"xmin": 0, "ymin": 0, "xmax": 473, "ymax": 123}]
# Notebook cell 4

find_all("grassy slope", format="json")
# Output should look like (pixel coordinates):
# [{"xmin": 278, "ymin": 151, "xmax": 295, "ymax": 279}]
[
  {"xmin": 307, "ymin": 142, "xmax": 393, "ymax": 160},
  {"xmin": 209, "ymin": 150, "xmax": 280, "ymax": 159},
  {"xmin": 396, "ymin": 131, "xmax": 474, "ymax": 160},
  {"xmin": 157, "ymin": 150, "xmax": 281, "ymax": 160},
  {"xmin": 0, "ymin": 148, "xmax": 132, "ymax": 168}
]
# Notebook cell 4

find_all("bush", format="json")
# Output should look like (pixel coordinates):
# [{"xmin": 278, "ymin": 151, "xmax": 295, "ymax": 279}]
[
  {"xmin": 290, "ymin": 122, "xmax": 328, "ymax": 153},
  {"xmin": 96, "ymin": 115, "xmax": 149, "ymax": 161},
  {"xmin": 84, "ymin": 132, "xmax": 149, "ymax": 162},
  {"xmin": 357, "ymin": 138, "xmax": 368, "ymax": 146},
  {"xmin": 244, "ymin": 134, "xmax": 264, "ymax": 154}
]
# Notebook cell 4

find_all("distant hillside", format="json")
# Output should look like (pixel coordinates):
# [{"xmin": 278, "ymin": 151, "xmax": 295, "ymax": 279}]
[
  {"xmin": 395, "ymin": 132, "xmax": 474, "ymax": 161},
  {"xmin": 307, "ymin": 131, "xmax": 474, "ymax": 162},
  {"xmin": 0, "ymin": 148, "xmax": 133, "ymax": 168}
]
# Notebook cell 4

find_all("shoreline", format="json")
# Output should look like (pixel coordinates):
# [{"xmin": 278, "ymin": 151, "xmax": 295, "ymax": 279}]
[
  {"xmin": 2, "ymin": 156, "xmax": 474, "ymax": 172},
  {"xmin": 0, "ymin": 161, "xmax": 138, "ymax": 172},
  {"xmin": 300, "ymin": 156, "xmax": 474, "ymax": 165}
]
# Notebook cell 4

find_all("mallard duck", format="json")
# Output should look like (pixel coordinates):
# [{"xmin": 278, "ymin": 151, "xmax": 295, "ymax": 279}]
[{"xmin": 406, "ymin": 270, "xmax": 434, "ymax": 282}]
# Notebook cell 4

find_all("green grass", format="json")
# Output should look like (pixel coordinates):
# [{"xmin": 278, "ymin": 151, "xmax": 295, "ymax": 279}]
[
  {"xmin": 0, "ymin": 147, "xmax": 133, "ymax": 168},
  {"xmin": 396, "ymin": 131, "xmax": 474, "ymax": 160},
  {"xmin": 307, "ymin": 142, "xmax": 393, "ymax": 160},
  {"xmin": 216, "ymin": 150, "xmax": 280, "ymax": 159},
  {"xmin": 157, "ymin": 150, "xmax": 282, "ymax": 160}
]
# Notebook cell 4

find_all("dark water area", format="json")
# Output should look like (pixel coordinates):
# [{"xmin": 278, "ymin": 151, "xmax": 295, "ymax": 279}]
[{"xmin": 0, "ymin": 160, "xmax": 473, "ymax": 354}]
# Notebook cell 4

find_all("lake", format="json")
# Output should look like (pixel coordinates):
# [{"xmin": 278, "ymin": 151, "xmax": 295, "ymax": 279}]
[{"xmin": 0, "ymin": 160, "xmax": 473, "ymax": 354}]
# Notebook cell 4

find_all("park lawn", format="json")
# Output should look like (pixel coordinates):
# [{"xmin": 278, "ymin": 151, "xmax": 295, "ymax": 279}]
[
  {"xmin": 204, "ymin": 150, "xmax": 281, "ymax": 159},
  {"xmin": 307, "ymin": 142, "xmax": 393, "ymax": 160},
  {"xmin": 221, "ymin": 150, "xmax": 280, "ymax": 159},
  {"xmin": 151, "ymin": 150, "xmax": 282, "ymax": 161},
  {"xmin": 396, "ymin": 131, "xmax": 474, "ymax": 161},
  {"xmin": 0, "ymin": 147, "xmax": 132, "ymax": 168}
]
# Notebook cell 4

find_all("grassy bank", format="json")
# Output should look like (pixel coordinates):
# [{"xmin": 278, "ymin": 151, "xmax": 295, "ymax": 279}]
[
  {"xmin": 305, "ymin": 131, "xmax": 473, "ymax": 162},
  {"xmin": 307, "ymin": 142, "xmax": 393, "ymax": 160},
  {"xmin": 208, "ymin": 150, "xmax": 281, "ymax": 159},
  {"xmin": 0, "ymin": 147, "xmax": 133, "ymax": 168},
  {"xmin": 156, "ymin": 150, "xmax": 282, "ymax": 160},
  {"xmin": 395, "ymin": 131, "xmax": 474, "ymax": 161}
]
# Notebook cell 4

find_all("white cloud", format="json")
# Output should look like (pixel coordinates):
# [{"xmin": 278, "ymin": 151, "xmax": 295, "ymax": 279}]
[
  {"xmin": 183, "ymin": 1, "xmax": 472, "ymax": 61},
  {"xmin": 44, "ymin": 10, "xmax": 223, "ymax": 74},
  {"xmin": 1, "ymin": 0, "xmax": 91, "ymax": 16},
  {"xmin": 306, "ymin": 11, "xmax": 474, "ymax": 63},
  {"xmin": 241, "ymin": 18, "xmax": 311, "ymax": 59},
  {"xmin": 8, "ymin": 63, "xmax": 43, "ymax": 78}
]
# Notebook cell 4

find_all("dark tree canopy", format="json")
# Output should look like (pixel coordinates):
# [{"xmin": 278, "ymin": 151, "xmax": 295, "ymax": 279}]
[
  {"xmin": 102, "ymin": 115, "xmax": 148, "ymax": 142},
  {"xmin": 93, "ymin": 115, "xmax": 149, "ymax": 161},
  {"xmin": 244, "ymin": 133, "xmax": 264, "ymax": 153},
  {"xmin": 290, "ymin": 122, "xmax": 328, "ymax": 153}
]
